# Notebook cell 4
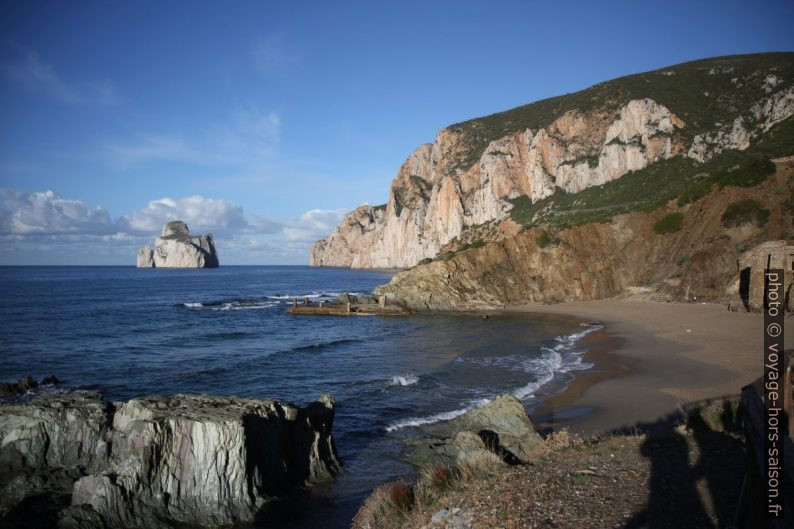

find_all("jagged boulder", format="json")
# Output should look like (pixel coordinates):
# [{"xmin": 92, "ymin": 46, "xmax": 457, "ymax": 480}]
[
  {"xmin": 0, "ymin": 392, "xmax": 113, "ymax": 478},
  {"xmin": 0, "ymin": 392, "xmax": 341, "ymax": 529},
  {"xmin": 404, "ymin": 395, "xmax": 542, "ymax": 467},
  {"xmin": 136, "ymin": 221, "xmax": 219, "ymax": 268}
]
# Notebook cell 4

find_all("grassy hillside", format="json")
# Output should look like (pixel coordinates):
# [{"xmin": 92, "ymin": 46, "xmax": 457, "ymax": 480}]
[{"xmin": 446, "ymin": 52, "xmax": 794, "ymax": 174}]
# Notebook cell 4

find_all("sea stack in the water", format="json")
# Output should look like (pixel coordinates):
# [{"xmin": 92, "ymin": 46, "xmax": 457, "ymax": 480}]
[{"xmin": 136, "ymin": 220, "xmax": 219, "ymax": 268}]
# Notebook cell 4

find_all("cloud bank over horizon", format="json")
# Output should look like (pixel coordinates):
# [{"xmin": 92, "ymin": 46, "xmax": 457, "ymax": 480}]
[{"xmin": 0, "ymin": 188, "xmax": 347, "ymax": 265}]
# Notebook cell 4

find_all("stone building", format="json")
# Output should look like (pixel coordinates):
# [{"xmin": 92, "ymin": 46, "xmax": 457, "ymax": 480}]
[{"xmin": 733, "ymin": 240, "xmax": 794, "ymax": 311}]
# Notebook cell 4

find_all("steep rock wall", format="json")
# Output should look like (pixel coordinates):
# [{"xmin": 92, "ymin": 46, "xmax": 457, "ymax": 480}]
[
  {"xmin": 374, "ymin": 179, "xmax": 792, "ymax": 310},
  {"xmin": 314, "ymin": 99, "xmax": 685, "ymax": 268},
  {"xmin": 0, "ymin": 393, "xmax": 340, "ymax": 529},
  {"xmin": 313, "ymin": 63, "xmax": 794, "ymax": 269}
]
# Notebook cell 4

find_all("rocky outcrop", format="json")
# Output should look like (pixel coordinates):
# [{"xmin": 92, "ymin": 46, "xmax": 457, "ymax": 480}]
[
  {"xmin": 375, "ymin": 178, "xmax": 792, "ymax": 311},
  {"xmin": 312, "ymin": 55, "xmax": 794, "ymax": 269},
  {"xmin": 0, "ymin": 392, "xmax": 340, "ymax": 528},
  {"xmin": 309, "ymin": 205, "xmax": 385, "ymax": 268},
  {"xmin": 0, "ymin": 374, "xmax": 58, "ymax": 397},
  {"xmin": 312, "ymin": 99, "xmax": 685, "ymax": 268},
  {"xmin": 404, "ymin": 395, "xmax": 542, "ymax": 467},
  {"xmin": 688, "ymin": 86, "xmax": 794, "ymax": 162},
  {"xmin": 137, "ymin": 221, "xmax": 219, "ymax": 268}
]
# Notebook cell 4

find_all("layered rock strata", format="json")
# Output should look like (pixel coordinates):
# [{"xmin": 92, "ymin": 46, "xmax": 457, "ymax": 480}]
[
  {"xmin": 0, "ymin": 392, "xmax": 340, "ymax": 528},
  {"xmin": 137, "ymin": 221, "xmax": 219, "ymax": 268},
  {"xmin": 374, "ymin": 179, "xmax": 792, "ymax": 311},
  {"xmin": 312, "ymin": 60, "xmax": 794, "ymax": 269}
]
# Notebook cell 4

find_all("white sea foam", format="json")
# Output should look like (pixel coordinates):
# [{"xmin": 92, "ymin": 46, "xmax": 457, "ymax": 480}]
[
  {"xmin": 512, "ymin": 348, "xmax": 562, "ymax": 399},
  {"xmin": 385, "ymin": 398, "xmax": 491, "ymax": 432},
  {"xmin": 385, "ymin": 374, "xmax": 419, "ymax": 387},
  {"xmin": 215, "ymin": 301, "xmax": 278, "ymax": 311},
  {"xmin": 512, "ymin": 323, "xmax": 603, "ymax": 399},
  {"xmin": 267, "ymin": 291, "xmax": 365, "ymax": 300},
  {"xmin": 267, "ymin": 293, "xmax": 324, "ymax": 300},
  {"xmin": 183, "ymin": 303, "xmax": 203, "ymax": 308}
]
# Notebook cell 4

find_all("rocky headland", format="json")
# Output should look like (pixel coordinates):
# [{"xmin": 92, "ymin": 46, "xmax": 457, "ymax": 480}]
[
  {"xmin": 0, "ymin": 392, "xmax": 340, "ymax": 528},
  {"xmin": 312, "ymin": 53, "xmax": 794, "ymax": 311},
  {"xmin": 137, "ymin": 221, "xmax": 219, "ymax": 268}
]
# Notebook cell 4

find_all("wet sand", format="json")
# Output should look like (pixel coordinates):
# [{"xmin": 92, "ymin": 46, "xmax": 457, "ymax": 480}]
[{"xmin": 505, "ymin": 297, "xmax": 793, "ymax": 434}]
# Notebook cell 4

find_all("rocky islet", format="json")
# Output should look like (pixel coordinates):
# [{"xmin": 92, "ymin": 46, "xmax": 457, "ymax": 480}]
[{"xmin": 137, "ymin": 221, "xmax": 220, "ymax": 268}]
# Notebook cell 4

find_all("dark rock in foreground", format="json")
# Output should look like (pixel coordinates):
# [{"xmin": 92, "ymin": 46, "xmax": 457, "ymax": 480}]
[
  {"xmin": 0, "ymin": 374, "xmax": 59, "ymax": 397},
  {"xmin": 0, "ymin": 392, "xmax": 340, "ymax": 528},
  {"xmin": 404, "ymin": 394, "xmax": 543, "ymax": 467}
]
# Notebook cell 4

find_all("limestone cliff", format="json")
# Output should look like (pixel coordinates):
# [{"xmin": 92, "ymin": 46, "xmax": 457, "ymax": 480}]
[
  {"xmin": 0, "ymin": 392, "xmax": 340, "ymax": 528},
  {"xmin": 137, "ymin": 221, "xmax": 219, "ymax": 268},
  {"xmin": 375, "ymin": 170, "xmax": 794, "ymax": 311},
  {"xmin": 312, "ymin": 53, "xmax": 794, "ymax": 269}
]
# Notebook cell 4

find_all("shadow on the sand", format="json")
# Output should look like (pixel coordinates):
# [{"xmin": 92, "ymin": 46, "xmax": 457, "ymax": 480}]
[{"xmin": 611, "ymin": 397, "xmax": 755, "ymax": 529}]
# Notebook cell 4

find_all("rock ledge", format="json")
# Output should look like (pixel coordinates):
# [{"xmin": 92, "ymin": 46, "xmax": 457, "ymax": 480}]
[{"xmin": 0, "ymin": 392, "xmax": 340, "ymax": 528}]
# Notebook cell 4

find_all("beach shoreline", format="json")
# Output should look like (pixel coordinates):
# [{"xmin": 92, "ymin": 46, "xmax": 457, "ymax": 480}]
[{"xmin": 504, "ymin": 296, "xmax": 793, "ymax": 435}]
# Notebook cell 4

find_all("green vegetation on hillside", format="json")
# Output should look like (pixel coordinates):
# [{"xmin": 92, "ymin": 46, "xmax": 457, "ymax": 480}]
[
  {"xmin": 677, "ymin": 157, "xmax": 775, "ymax": 206},
  {"xmin": 506, "ymin": 118, "xmax": 792, "ymax": 229},
  {"xmin": 536, "ymin": 231, "xmax": 561, "ymax": 248},
  {"xmin": 721, "ymin": 199, "xmax": 771, "ymax": 227},
  {"xmin": 653, "ymin": 213, "xmax": 684, "ymax": 234},
  {"xmin": 458, "ymin": 239, "xmax": 485, "ymax": 252},
  {"xmin": 446, "ymin": 53, "xmax": 794, "ymax": 174}
]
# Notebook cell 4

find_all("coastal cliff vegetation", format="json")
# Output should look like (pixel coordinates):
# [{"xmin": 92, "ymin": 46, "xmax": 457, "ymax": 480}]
[{"xmin": 312, "ymin": 53, "xmax": 794, "ymax": 274}]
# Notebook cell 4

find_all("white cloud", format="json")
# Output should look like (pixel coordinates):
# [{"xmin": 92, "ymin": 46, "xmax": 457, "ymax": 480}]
[
  {"xmin": 2, "ymin": 44, "xmax": 120, "ymax": 106},
  {"xmin": 0, "ymin": 188, "xmax": 350, "ymax": 264},
  {"xmin": 0, "ymin": 189, "xmax": 116, "ymax": 235},
  {"xmin": 251, "ymin": 34, "xmax": 300, "ymax": 75},
  {"xmin": 283, "ymin": 208, "xmax": 347, "ymax": 242},
  {"xmin": 122, "ymin": 195, "xmax": 252, "ymax": 234}
]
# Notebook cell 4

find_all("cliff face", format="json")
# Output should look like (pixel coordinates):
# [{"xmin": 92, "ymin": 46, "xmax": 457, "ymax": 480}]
[
  {"xmin": 312, "ymin": 54, "xmax": 794, "ymax": 269},
  {"xmin": 374, "ymin": 174, "xmax": 794, "ymax": 311},
  {"xmin": 137, "ymin": 221, "xmax": 219, "ymax": 268},
  {"xmin": 0, "ymin": 392, "xmax": 340, "ymax": 529},
  {"xmin": 313, "ymin": 99, "xmax": 685, "ymax": 268}
]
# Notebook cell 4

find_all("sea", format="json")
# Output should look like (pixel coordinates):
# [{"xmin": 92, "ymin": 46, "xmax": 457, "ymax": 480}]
[{"xmin": 0, "ymin": 266, "xmax": 602, "ymax": 528}]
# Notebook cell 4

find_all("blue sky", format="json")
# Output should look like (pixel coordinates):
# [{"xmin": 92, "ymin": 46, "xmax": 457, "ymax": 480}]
[{"xmin": 1, "ymin": 1, "xmax": 793, "ymax": 264}]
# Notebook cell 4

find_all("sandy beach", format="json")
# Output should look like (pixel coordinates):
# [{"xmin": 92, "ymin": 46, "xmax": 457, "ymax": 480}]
[{"xmin": 505, "ymin": 296, "xmax": 794, "ymax": 434}]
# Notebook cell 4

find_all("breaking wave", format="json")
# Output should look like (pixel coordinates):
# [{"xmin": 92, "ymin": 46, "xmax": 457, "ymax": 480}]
[
  {"xmin": 385, "ymin": 323, "xmax": 603, "ymax": 431},
  {"xmin": 385, "ymin": 374, "xmax": 419, "ymax": 388},
  {"xmin": 385, "ymin": 398, "xmax": 491, "ymax": 432}
]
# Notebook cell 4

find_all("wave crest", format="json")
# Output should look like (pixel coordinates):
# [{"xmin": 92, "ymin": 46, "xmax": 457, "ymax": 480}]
[{"xmin": 385, "ymin": 375, "xmax": 419, "ymax": 388}]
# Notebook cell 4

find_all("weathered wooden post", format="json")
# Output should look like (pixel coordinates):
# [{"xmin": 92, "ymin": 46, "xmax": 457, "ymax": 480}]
[
  {"xmin": 379, "ymin": 295, "xmax": 386, "ymax": 308},
  {"xmin": 292, "ymin": 299, "xmax": 297, "ymax": 308},
  {"xmin": 346, "ymin": 302, "xmax": 350, "ymax": 314}
]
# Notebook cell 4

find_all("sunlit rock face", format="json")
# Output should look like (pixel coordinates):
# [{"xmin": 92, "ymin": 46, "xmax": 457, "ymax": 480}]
[
  {"xmin": 312, "ymin": 65, "xmax": 794, "ymax": 269},
  {"xmin": 136, "ymin": 221, "xmax": 219, "ymax": 268},
  {"xmin": 312, "ymin": 98, "xmax": 686, "ymax": 268}
]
